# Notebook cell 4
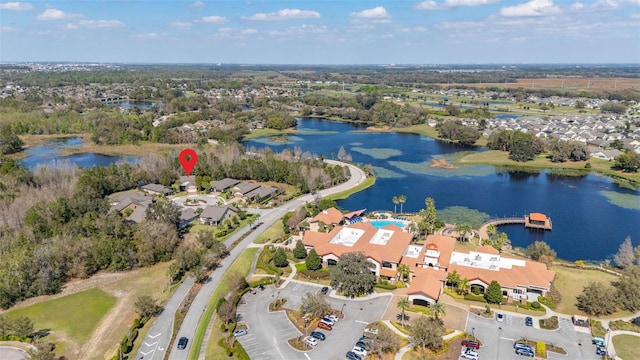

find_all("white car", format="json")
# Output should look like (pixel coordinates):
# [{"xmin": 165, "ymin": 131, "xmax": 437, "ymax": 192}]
[
  {"xmin": 496, "ymin": 313, "xmax": 505, "ymax": 322},
  {"xmin": 463, "ymin": 348, "xmax": 479, "ymax": 359},
  {"xmin": 325, "ymin": 314, "xmax": 339, "ymax": 323},
  {"xmin": 364, "ymin": 327, "xmax": 378, "ymax": 335},
  {"xmin": 351, "ymin": 346, "xmax": 367, "ymax": 357},
  {"xmin": 304, "ymin": 336, "xmax": 318, "ymax": 347},
  {"xmin": 320, "ymin": 317, "xmax": 336, "ymax": 326}
]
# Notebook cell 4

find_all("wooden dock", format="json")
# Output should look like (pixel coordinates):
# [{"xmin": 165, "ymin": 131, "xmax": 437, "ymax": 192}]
[{"xmin": 479, "ymin": 213, "xmax": 552, "ymax": 240}]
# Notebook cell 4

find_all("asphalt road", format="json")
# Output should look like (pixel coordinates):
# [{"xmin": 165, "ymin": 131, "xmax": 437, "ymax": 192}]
[
  {"xmin": 465, "ymin": 311, "xmax": 601, "ymax": 360},
  {"xmin": 0, "ymin": 347, "xmax": 27, "ymax": 360},
  {"xmin": 136, "ymin": 161, "xmax": 365, "ymax": 360},
  {"xmin": 236, "ymin": 282, "xmax": 391, "ymax": 360}
]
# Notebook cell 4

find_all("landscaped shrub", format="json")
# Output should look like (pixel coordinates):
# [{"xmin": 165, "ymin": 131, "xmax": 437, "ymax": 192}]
[
  {"xmin": 464, "ymin": 293, "xmax": 486, "ymax": 302},
  {"xmin": 531, "ymin": 301, "xmax": 541, "ymax": 309},
  {"xmin": 609, "ymin": 320, "xmax": 640, "ymax": 333},
  {"xmin": 537, "ymin": 295, "xmax": 556, "ymax": 308},
  {"xmin": 536, "ymin": 341, "xmax": 546, "ymax": 358},
  {"xmin": 540, "ymin": 316, "xmax": 559, "ymax": 330},
  {"xmin": 300, "ymin": 269, "xmax": 329, "ymax": 279},
  {"xmin": 590, "ymin": 319, "xmax": 606, "ymax": 338},
  {"xmin": 374, "ymin": 282, "xmax": 397, "ymax": 290}
]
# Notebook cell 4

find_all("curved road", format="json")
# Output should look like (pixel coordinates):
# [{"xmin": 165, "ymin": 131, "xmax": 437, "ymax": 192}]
[{"xmin": 136, "ymin": 161, "xmax": 366, "ymax": 360}]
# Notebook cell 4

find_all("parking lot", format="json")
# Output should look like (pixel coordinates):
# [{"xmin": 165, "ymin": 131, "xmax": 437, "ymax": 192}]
[
  {"xmin": 236, "ymin": 281, "xmax": 391, "ymax": 360},
  {"xmin": 465, "ymin": 311, "xmax": 601, "ymax": 360}
]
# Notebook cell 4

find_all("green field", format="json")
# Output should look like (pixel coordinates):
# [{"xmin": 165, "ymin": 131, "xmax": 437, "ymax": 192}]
[
  {"xmin": 612, "ymin": 334, "xmax": 640, "ymax": 360},
  {"xmin": 7, "ymin": 288, "xmax": 116, "ymax": 344},
  {"xmin": 550, "ymin": 265, "xmax": 626, "ymax": 316}
]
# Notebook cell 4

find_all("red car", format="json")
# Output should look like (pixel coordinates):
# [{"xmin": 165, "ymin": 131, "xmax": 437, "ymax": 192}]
[
  {"xmin": 317, "ymin": 322, "xmax": 332, "ymax": 331},
  {"xmin": 462, "ymin": 340, "xmax": 480, "ymax": 349}
]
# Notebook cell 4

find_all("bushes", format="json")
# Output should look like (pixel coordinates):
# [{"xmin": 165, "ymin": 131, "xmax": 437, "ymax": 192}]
[
  {"xmin": 374, "ymin": 282, "xmax": 397, "ymax": 290},
  {"xmin": 537, "ymin": 295, "xmax": 556, "ymax": 308},
  {"xmin": 609, "ymin": 320, "xmax": 640, "ymax": 333},
  {"xmin": 536, "ymin": 341, "xmax": 546, "ymax": 358},
  {"xmin": 590, "ymin": 319, "xmax": 606, "ymax": 338},
  {"xmin": 464, "ymin": 293, "xmax": 486, "ymax": 302},
  {"xmin": 518, "ymin": 301, "xmax": 545, "ymax": 311},
  {"xmin": 299, "ymin": 269, "xmax": 329, "ymax": 280},
  {"xmin": 539, "ymin": 316, "xmax": 559, "ymax": 330}
]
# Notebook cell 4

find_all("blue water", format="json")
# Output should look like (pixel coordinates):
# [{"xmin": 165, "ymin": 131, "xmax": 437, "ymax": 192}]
[
  {"xmin": 370, "ymin": 220, "xmax": 405, "ymax": 228},
  {"xmin": 244, "ymin": 118, "xmax": 640, "ymax": 262},
  {"xmin": 21, "ymin": 137, "xmax": 138, "ymax": 170},
  {"xmin": 495, "ymin": 114, "xmax": 520, "ymax": 120}
]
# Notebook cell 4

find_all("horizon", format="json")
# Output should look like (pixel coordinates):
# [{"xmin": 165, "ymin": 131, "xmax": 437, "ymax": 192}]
[{"xmin": 1, "ymin": 0, "xmax": 639, "ymax": 64}]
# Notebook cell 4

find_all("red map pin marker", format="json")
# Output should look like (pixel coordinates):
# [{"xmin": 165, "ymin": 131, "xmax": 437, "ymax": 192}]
[{"xmin": 179, "ymin": 148, "xmax": 198, "ymax": 176}]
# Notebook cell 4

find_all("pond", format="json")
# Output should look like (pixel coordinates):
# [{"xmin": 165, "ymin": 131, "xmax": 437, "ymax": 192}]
[
  {"xmin": 20, "ymin": 137, "xmax": 138, "ymax": 170},
  {"xmin": 244, "ymin": 118, "xmax": 640, "ymax": 262}
]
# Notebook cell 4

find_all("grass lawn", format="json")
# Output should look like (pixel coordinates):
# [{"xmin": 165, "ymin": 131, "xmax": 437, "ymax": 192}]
[
  {"xmin": 325, "ymin": 176, "xmax": 376, "ymax": 201},
  {"xmin": 253, "ymin": 221, "xmax": 284, "ymax": 244},
  {"xmin": 550, "ymin": 265, "xmax": 623, "ymax": 316},
  {"xmin": 191, "ymin": 247, "xmax": 258, "ymax": 360},
  {"xmin": 7, "ymin": 288, "xmax": 115, "ymax": 344},
  {"xmin": 612, "ymin": 334, "xmax": 640, "ymax": 360}
]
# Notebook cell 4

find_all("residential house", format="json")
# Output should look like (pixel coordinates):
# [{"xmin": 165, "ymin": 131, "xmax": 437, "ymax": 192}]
[
  {"xmin": 141, "ymin": 183, "xmax": 173, "ymax": 196},
  {"xmin": 179, "ymin": 176, "xmax": 198, "ymax": 194},
  {"xmin": 308, "ymin": 207, "xmax": 346, "ymax": 231},
  {"xmin": 179, "ymin": 208, "xmax": 198, "ymax": 229},
  {"xmin": 590, "ymin": 149, "xmax": 622, "ymax": 161},
  {"xmin": 233, "ymin": 182, "xmax": 261, "ymax": 200},
  {"xmin": 199, "ymin": 204, "xmax": 238, "ymax": 226},
  {"xmin": 245, "ymin": 186, "xmax": 279, "ymax": 203},
  {"xmin": 211, "ymin": 178, "xmax": 241, "ymax": 193}
]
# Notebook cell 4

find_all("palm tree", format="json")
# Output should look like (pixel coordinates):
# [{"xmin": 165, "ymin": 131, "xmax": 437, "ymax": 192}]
[
  {"xmin": 446, "ymin": 270, "xmax": 460, "ymax": 291},
  {"xmin": 455, "ymin": 223, "xmax": 473, "ymax": 242},
  {"xmin": 392, "ymin": 196, "xmax": 399, "ymax": 214},
  {"xmin": 398, "ymin": 195, "xmax": 406, "ymax": 214},
  {"xmin": 397, "ymin": 297, "xmax": 410, "ymax": 326},
  {"xmin": 430, "ymin": 300, "xmax": 446, "ymax": 321},
  {"xmin": 457, "ymin": 278, "xmax": 470, "ymax": 295},
  {"xmin": 397, "ymin": 264, "xmax": 411, "ymax": 283}
]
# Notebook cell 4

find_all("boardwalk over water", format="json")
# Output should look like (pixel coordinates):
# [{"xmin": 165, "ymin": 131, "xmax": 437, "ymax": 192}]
[{"xmin": 479, "ymin": 214, "xmax": 552, "ymax": 240}]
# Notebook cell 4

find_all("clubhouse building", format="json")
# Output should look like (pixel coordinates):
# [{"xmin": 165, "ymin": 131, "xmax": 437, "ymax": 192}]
[{"xmin": 302, "ymin": 209, "xmax": 555, "ymax": 306}]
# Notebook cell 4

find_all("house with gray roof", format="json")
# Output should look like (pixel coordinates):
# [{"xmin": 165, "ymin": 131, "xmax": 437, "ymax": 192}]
[
  {"xmin": 200, "ymin": 204, "xmax": 238, "ymax": 225},
  {"xmin": 179, "ymin": 208, "xmax": 198, "ymax": 229},
  {"xmin": 233, "ymin": 182, "xmax": 261, "ymax": 198},
  {"xmin": 211, "ymin": 178, "xmax": 241, "ymax": 192},
  {"xmin": 141, "ymin": 183, "xmax": 173, "ymax": 196},
  {"xmin": 245, "ymin": 186, "xmax": 280, "ymax": 203}
]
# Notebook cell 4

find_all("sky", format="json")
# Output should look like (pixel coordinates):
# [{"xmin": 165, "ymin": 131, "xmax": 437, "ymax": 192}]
[{"xmin": 1, "ymin": 0, "xmax": 639, "ymax": 64}]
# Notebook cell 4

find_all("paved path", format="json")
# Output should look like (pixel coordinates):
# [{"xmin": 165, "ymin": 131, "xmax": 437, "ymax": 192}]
[{"xmin": 150, "ymin": 161, "xmax": 366, "ymax": 359}]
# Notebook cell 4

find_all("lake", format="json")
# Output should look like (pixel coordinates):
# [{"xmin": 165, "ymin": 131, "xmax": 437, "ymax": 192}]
[
  {"xmin": 244, "ymin": 118, "xmax": 640, "ymax": 262},
  {"xmin": 21, "ymin": 137, "xmax": 137, "ymax": 170}
]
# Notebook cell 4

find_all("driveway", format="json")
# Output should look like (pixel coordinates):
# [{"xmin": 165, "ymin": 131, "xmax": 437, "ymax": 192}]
[
  {"xmin": 236, "ymin": 282, "xmax": 391, "ymax": 360},
  {"xmin": 0, "ymin": 347, "xmax": 27, "ymax": 360},
  {"xmin": 465, "ymin": 311, "xmax": 600, "ymax": 360}
]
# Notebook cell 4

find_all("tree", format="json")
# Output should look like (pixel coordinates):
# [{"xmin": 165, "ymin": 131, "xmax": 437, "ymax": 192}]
[
  {"xmin": 576, "ymin": 282, "xmax": 618, "ymax": 316},
  {"xmin": 423, "ymin": 197, "xmax": 437, "ymax": 235},
  {"xmin": 397, "ymin": 297, "xmax": 410, "ymax": 326},
  {"xmin": 494, "ymin": 232, "xmax": 510, "ymax": 252},
  {"xmin": 392, "ymin": 196, "xmax": 399, "ymax": 214},
  {"xmin": 11, "ymin": 316, "xmax": 34, "ymax": 338},
  {"xmin": 398, "ymin": 195, "xmax": 406, "ymax": 214},
  {"xmin": 134, "ymin": 221, "xmax": 179, "ymax": 266},
  {"xmin": 408, "ymin": 315, "xmax": 444, "ymax": 353},
  {"xmin": 484, "ymin": 281, "xmax": 503, "ymax": 305},
  {"xmin": 525, "ymin": 241, "xmax": 557, "ymax": 263},
  {"xmin": 273, "ymin": 247, "xmax": 288, "ymax": 268},
  {"xmin": 614, "ymin": 151, "xmax": 640, "ymax": 172},
  {"xmin": 329, "ymin": 252, "xmax": 376, "ymax": 298},
  {"xmin": 134, "ymin": 295, "xmax": 162, "ymax": 320},
  {"xmin": 369, "ymin": 324, "xmax": 400, "ymax": 357},
  {"xmin": 196, "ymin": 229, "xmax": 216, "ymax": 249},
  {"xmin": 217, "ymin": 299, "xmax": 236, "ymax": 325},
  {"xmin": 145, "ymin": 199, "xmax": 181, "ymax": 229},
  {"xmin": 613, "ymin": 266, "xmax": 640, "ymax": 312},
  {"xmin": 26, "ymin": 341, "xmax": 56, "ymax": 360},
  {"xmin": 174, "ymin": 244, "xmax": 201, "ymax": 271},
  {"xmin": 455, "ymin": 223, "xmax": 472, "ymax": 242},
  {"xmin": 430, "ymin": 300, "xmax": 447, "ymax": 321},
  {"xmin": 446, "ymin": 270, "xmax": 460, "ymax": 291},
  {"xmin": 456, "ymin": 278, "xmax": 470, "ymax": 295},
  {"xmin": 0, "ymin": 125, "xmax": 24, "ymax": 155},
  {"xmin": 305, "ymin": 248, "xmax": 322, "ymax": 271},
  {"xmin": 614, "ymin": 236, "xmax": 635, "ymax": 268},
  {"xmin": 293, "ymin": 240, "xmax": 307, "ymax": 259},
  {"xmin": 300, "ymin": 292, "xmax": 332, "ymax": 318},
  {"xmin": 337, "ymin": 146, "xmax": 352, "ymax": 162},
  {"xmin": 397, "ymin": 264, "xmax": 410, "ymax": 282}
]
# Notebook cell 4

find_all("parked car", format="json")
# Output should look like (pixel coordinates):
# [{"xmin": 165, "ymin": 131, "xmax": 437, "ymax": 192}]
[
  {"xmin": 496, "ymin": 312, "xmax": 505, "ymax": 322},
  {"xmin": 356, "ymin": 340, "xmax": 370, "ymax": 351},
  {"xmin": 304, "ymin": 336, "xmax": 318, "ymax": 347},
  {"xmin": 596, "ymin": 346, "xmax": 607, "ymax": 356},
  {"xmin": 345, "ymin": 351, "xmax": 362, "ymax": 360},
  {"xmin": 515, "ymin": 347, "xmax": 535, "ymax": 357},
  {"xmin": 317, "ymin": 321, "xmax": 332, "ymax": 331},
  {"xmin": 364, "ymin": 327, "xmax": 379, "ymax": 335},
  {"xmin": 463, "ymin": 348, "xmax": 479, "ymax": 358},
  {"xmin": 351, "ymin": 346, "xmax": 368, "ymax": 358},
  {"xmin": 320, "ymin": 317, "xmax": 336, "ymax": 326},
  {"xmin": 525, "ymin": 316, "xmax": 533, "ymax": 326},
  {"xmin": 233, "ymin": 329, "xmax": 247, "ymax": 337},
  {"xmin": 325, "ymin": 314, "xmax": 339, "ymax": 322},
  {"xmin": 321, "ymin": 286, "xmax": 329, "ymax": 295},
  {"xmin": 514, "ymin": 342, "xmax": 533, "ymax": 351},
  {"xmin": 310, "ymin": 331, "xmax": 326, "ymax": 341},
  {"xmin": 461, "ymin": 340, "xmax": 480, "ymax": 349},
  {"xmin": 177, "ymin": 337, "xmax": 188, "ymax": 350},
  {"xmin": 592, "ymin": 337, "xmax": 606, "ymax": 347},
  {"xmin": 460, "ymin": 351, "xmax": 478, "ymax": 360}
]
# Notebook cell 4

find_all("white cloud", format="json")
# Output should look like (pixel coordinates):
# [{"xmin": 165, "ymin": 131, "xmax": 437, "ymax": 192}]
[
  {"xmin": 571, "ymin": 2, "xmax": 584, "ymax": 10},
  {"xmin": 1, "ymin": 26, "xmax": 15, "ymax": 31},
  {"xmin": 243, "ymin": 8, "xmax": 320, "ymax": 21},
  {"xmin": 77, "ymin": 20, "xmax": 125, "ymax": 28},
  {"xmin": 65, "ymin": 23, "xmax": 78, "ymax": 30},
  {"xmin": 350, "ymin": 6, "xmax": 391, "ymax": 19},
  {"xmin": 202, "ymin": 15, "xmax": 227, "ymax": 23},
  {"xmin": 241, "ymin": 28, "xmax": 257, "ymax": 34},
  {"xmin": 132, "ymin": 32, "xmax": 159, "ymax": 39},
  {"xmin": 37, "ymin": 8, "xmax": 82, "ymax": 20},
  {"xmin": 0, "ymin": 2, "xmax": 33, "ymax": 10},
  {"xmin": 415, "ymin": 1, "xmax": 443, "ymax": 10},
  {"xmin": 268, "ymin": 24, "xmax": 327, "ymax": 36},
  {"xmin": 500, "ymin": 0, "xmax": 561, "ymax": 17},
  {"xmin": 170, "ymin": 21, "xmax": 192, "ymax": 29},
  {"xmin": 190, "ymin": 1, "xmax": 204, "ymax": 7},
  {"xmin": 444, "ymin": 0, "xmax": 498, "ymax": 6}
]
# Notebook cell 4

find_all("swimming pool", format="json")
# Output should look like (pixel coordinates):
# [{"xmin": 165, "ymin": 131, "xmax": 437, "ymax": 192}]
[{"xmin": 369, "ymin": 219, "xmax": 405, "ymax": 228}]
